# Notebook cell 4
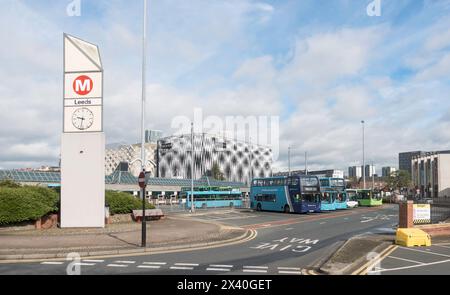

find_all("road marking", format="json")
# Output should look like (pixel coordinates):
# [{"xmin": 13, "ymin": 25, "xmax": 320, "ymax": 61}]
[
  {"xmin": 41, "ymin": 261, "xmax": 64, "ymax": 265},
  {"xmin": 352, "ymin": 245, "xmax": 398, "ymax": 275},
  {"xmin": 378, "ymin": 259, "xmax": 450, "ymax": 273},
  {"xmin": 73, "ymin": 262, "xmax": 96, "ymax": 266},
  {"xmin": 209, "ymin": 264, "xmax": 233, "ymax": 268},
  {"xmin": 174, "ymin": 263, "xmax": 199, "ymax": 266},
  {"xmin": 435, "ymin": 245, "xmax": 450, "ymax": 249},
  {"xmin": 277, "ymin": 267, "xmax": 301, "ymax": 271},
  {"xmin": 387, "ymin": 256, "xmax": 425, "ymax": 265},
  {"xmin": 137, "ymin": 265, "xmax": 161, "ymax": 269},
  {"xmin": 319, "ymin": 222, "xmax": 326, "ymax": 225},
  {"xmin": 82, "ymin": 259, "xmax": 104, "ymax": 263},
  {"xmin": 114, "ymin": 260, "xmax": 135, "ymax": 264},
  {"xmin": 107, "ymin": 264, "xmax": 128, "ymax": 267},
  {"xmin": 170, "ymin": 266, "xmax": 194, "ymax": 270},
  {"xmin": 207, "ymin": 268, "xmax": 231, "ymax": 272},
  {"xmin": 278, "ymin": 270, "xmax": 302, "ymax": 275},
  {"xmin": 143, "ymin": 262, "xmax": 167, "ymax": 265},
  {"xmin": 400, "ymin": 247, "xmax": 450, "ymax": 258},
  {"xmin": 285, "ymin": 228, "xmax": 294, "ymax": 230},
  {"xmin": 243, "ymin": 269, "xmax": 267, "ymax": 273},
  {"xmin": 344, "ymin": 218, "xmax": 349, "ymax": 220},
  {"xmin": 243, "ymin": 266, "xmax": 268, "ymax": 269}
]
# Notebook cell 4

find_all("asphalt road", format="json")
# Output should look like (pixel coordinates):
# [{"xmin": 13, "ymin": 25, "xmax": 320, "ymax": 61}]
[
  {"xmin": 375, "ymin": 242, "xmax": 450, "ymax": 275},
  {"xmin": 0, "ymin": 205, "xmax": 399, "ymax": 275}
]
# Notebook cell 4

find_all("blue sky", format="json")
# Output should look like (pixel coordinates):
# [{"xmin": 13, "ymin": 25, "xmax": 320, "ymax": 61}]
[{"xmin": 1, "ymin": 0, "xmax": 450, "ymax": 174}]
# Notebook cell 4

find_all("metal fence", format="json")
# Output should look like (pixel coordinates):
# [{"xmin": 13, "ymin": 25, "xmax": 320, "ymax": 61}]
[
  {"xmin": 430, "ymin": 198, "xmax": 450, "ymax": 224},
  {"xmin": 414, "ymin": 197, "xmax": 450, "ymax": 224}
]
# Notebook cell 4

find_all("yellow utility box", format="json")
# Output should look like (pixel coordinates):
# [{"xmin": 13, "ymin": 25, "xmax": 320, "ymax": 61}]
[{"xmin": 395, "ymin": 228, "xmax": 431, "ymax": 247}]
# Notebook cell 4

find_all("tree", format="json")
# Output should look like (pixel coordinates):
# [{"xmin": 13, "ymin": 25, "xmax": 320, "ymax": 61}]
[
  {"xmin": 206, "ymin": 163, "xmax": 225, "ymax": 180},
  {"xmin": 385, "ymin": 170, "xmax": 412, "ymax": 191}
]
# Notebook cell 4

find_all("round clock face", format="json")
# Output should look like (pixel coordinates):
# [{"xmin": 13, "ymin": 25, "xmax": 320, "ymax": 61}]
[{"xmin": 71, "ymin": 107, "xmax": 94, "ymax": 130}]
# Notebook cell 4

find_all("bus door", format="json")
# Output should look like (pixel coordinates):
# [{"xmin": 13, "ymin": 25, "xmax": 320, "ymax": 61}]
[{"xmin": 287, "ymin": 176, "xmax": 302, "ymax": 212}]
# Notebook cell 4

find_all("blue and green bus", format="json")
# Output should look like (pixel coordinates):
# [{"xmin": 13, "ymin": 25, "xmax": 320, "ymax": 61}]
[
  {"xmin": 319, "ymin": 178, "xmax": 337, "ymax": 211},
  {"xmin": 250, "ymin": 175, "xmax": 321, "ymax": 213},
  {"xmin": 181, "ymin": 186, "xmax": 243, "ymax": 209},
  {"xmin": 330, "ymin": 178, "xmax": 348, "ymax": 209}
]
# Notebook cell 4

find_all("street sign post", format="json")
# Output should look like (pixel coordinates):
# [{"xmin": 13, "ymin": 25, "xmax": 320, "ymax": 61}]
[{"xmin": 138, "ymin": 171, "xmax": 147, "ymax": 247}]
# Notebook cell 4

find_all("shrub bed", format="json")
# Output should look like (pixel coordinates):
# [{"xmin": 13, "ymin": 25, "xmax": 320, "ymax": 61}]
[
  {"xmin": 105, "ymin": 191, "xmax": 154, "ymax": 215},
  {"xmin": 0, "ymin": 186, "xmax": 59, "ymax": 225}
]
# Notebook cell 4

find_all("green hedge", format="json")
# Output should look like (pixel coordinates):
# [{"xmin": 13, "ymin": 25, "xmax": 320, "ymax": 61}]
[
  {"xmin": 105, "ymin": 191, "xmax": 154, "ymax": 215},
  {"xmin": 0, "ymin": 186, "xmax": 59, "ymax": 225}
]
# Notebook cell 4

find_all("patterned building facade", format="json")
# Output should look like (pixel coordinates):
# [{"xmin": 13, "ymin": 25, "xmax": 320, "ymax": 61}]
[
  {"xmin": 157, "ymin": 134, "xmax": 272, "ymax": 184},
  {"xmin": 105, "ymin": 143, "xmax": 158, "ymax": 177}
]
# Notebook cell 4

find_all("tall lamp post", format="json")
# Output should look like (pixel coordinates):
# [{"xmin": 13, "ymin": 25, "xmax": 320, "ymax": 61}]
[
  {"xmin": 288, "ymin": 146, "xmax": 291, "ymax": 176},
  {"xmin": 190, "ymin": 122, "xmax": 195, "ymax": 213},
  {"xmin": 140, "ymin": 0, "xmax": 148, "ymax": 248},
  {"xmin": 361, "ymin": 120, "xmax": 365, "ymax": 189}
]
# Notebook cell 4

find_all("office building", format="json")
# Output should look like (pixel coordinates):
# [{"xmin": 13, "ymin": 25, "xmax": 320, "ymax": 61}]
[
  {"xmin": 382, "ymin": 166, "xmax": 397, "ymax": 177},
  {"xmin": 411, "ymin": 151, "xmax": 450, "ymax": 198},
  {"xmin": 399, "ymin": 151, "xmax": 425, "ymax": 173}
]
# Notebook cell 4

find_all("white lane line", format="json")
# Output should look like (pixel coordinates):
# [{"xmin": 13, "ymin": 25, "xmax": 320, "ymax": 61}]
[
  {"xmin": 243, "ymin": 266, "xmax": 268, "ymax": 269},
  {"xmin": 378, "ymin": 259, "xmax": 450, "ymax": 273},
  {"xmin": 387, "ymin": 256, "xmax": 425, "ymax": 265},
  {"xmin": 207, "ymin": 268, "xmax": 231, "ymax": 272},
  {"xmin": 209, "ymin": 264, "xmax": 233, "ymax": 268},
  {"xmin": 137, "ymin": 265, "xmax": 161, "ymax": 269},
  {"xmin": 114, "ymin": 260, "xmax": 135, "ymax": 264},
  {"xmin": 82, "ymin": 259, "xmax": 104, "ymax": 263},
  {"xmin": 170, "ymin": 266, "xmax": 194, "ymax": 270},
  {"xmin": 143, "ymin": 262, "xmax": 167, "ymax": 265},
  {"xmin": 319, "ymin": 222, "xmax": 326, "ymax": 225},
  {"xmin": 107, "ymin": 264, "xmax": 128, "ymax": 268},
  {"xmin": 277, "ymin": 267, "xmax": 301, "ymax": 271},
  {"xmin": 74, "ymin": 262, "xmax": 96, "ymax": 266},
  {"xmin": 285, "ymin": 228, "xmax": 294, "ymax": 230},
  {"xmin": 41, "ymin": 261, "xmax": 64, "ymax": 265},
  {"xmin": 243, "ymin": 269, "xmax": 267, "ymax": 273},
  {"xmin": 400, "ymin": 247, "xmax": 450, "ymax": 258},
  {"xmin": 174, "ymin": 263, "xmax": 199, "ymax": 266},
  {"xmin": 278, "ymin": 270, "xmax": 302, "ymax": 275},
  {"xmin": 435, "ymin": 245, "xmax": 450, "ymax": 249}
]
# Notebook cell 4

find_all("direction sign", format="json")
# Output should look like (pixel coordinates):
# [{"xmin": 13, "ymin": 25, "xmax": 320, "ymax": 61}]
[{"xmin": 138, "ymin": 171, "xmax": 146, "ymax": 188}]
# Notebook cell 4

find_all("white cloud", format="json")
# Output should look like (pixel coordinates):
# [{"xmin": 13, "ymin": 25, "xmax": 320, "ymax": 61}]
[{"xmin": 280, "ymin": 27, "xmax": 386, "ymax": 87}]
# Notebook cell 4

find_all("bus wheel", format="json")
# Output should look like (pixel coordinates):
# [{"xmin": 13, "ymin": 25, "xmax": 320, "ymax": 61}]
[
  {"xmin": 284, "ymin": 205, "xmax": 290, "ymax": 213},
  {"xmin": 256, "ymin": 203, "xmax": 262, "ymax": 211}
]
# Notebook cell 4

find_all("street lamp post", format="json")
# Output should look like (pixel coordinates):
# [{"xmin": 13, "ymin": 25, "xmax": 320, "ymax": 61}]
[
  {"xmin": 190, "ymin": 122, "xmax": 195, "ymax": 213},
  {"xmin": 361, "ymin": 120, "xmax": 365, "ymax": 189},
  {"xmin": 140, "ymin": 0, "xmax": 148, "ymax": 248},
  {"xmin": 288, "ymin": 146, "xmax": 291, "ymax": 176},
  {"xmin": 305, "ymin": 151, "xmax": 308, "ymax": 175}
]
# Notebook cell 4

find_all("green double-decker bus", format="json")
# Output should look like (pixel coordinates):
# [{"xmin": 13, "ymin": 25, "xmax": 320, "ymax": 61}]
[{"xmin": 347, "ymin": 189, "xmax": 382, "ymax": 207}]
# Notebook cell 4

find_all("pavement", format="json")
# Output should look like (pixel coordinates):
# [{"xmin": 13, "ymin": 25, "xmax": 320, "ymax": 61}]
[
  {"xmin": 0, "ymin": 216, "xmax": 249, "ymax": 260},
  {"xmin": 375, "ymin": 236, "xmax": 450, "ymax": 275},
  {"xmin": 0, "ymin": 204, "xmax": 405, "ymax": 275}
]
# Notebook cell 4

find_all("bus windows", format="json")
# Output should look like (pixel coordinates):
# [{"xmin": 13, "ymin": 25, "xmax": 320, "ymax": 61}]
[
  {"xmin": 300, "ymin": 177, "xmax": 318, "ymax": 187},
  {"xmin": 293, "ymin": 193, "xmax": 301, "ymax": 203},
  {"xmin": 359, "ymin": 191, "xmax": 370, "ymax": 199},
  {"xmin": 321, "ymin": 192, "xmax": 329, "ymax": 202},
  {"xmin": 320, "ymin": 179, "xmax": 329, "ymax": 187},
  {"xmin": 302, "ymin": 194, "xmax": 316, "ymax": 203},
  {"xmin": 255, "ymin": 194, "xmax": 276, "ymax": 202}
]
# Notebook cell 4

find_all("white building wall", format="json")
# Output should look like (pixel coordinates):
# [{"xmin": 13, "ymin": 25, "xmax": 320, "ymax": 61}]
[{"xmin": 438, "ymin": 154, "xmax": 450, "ymax": 197}]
